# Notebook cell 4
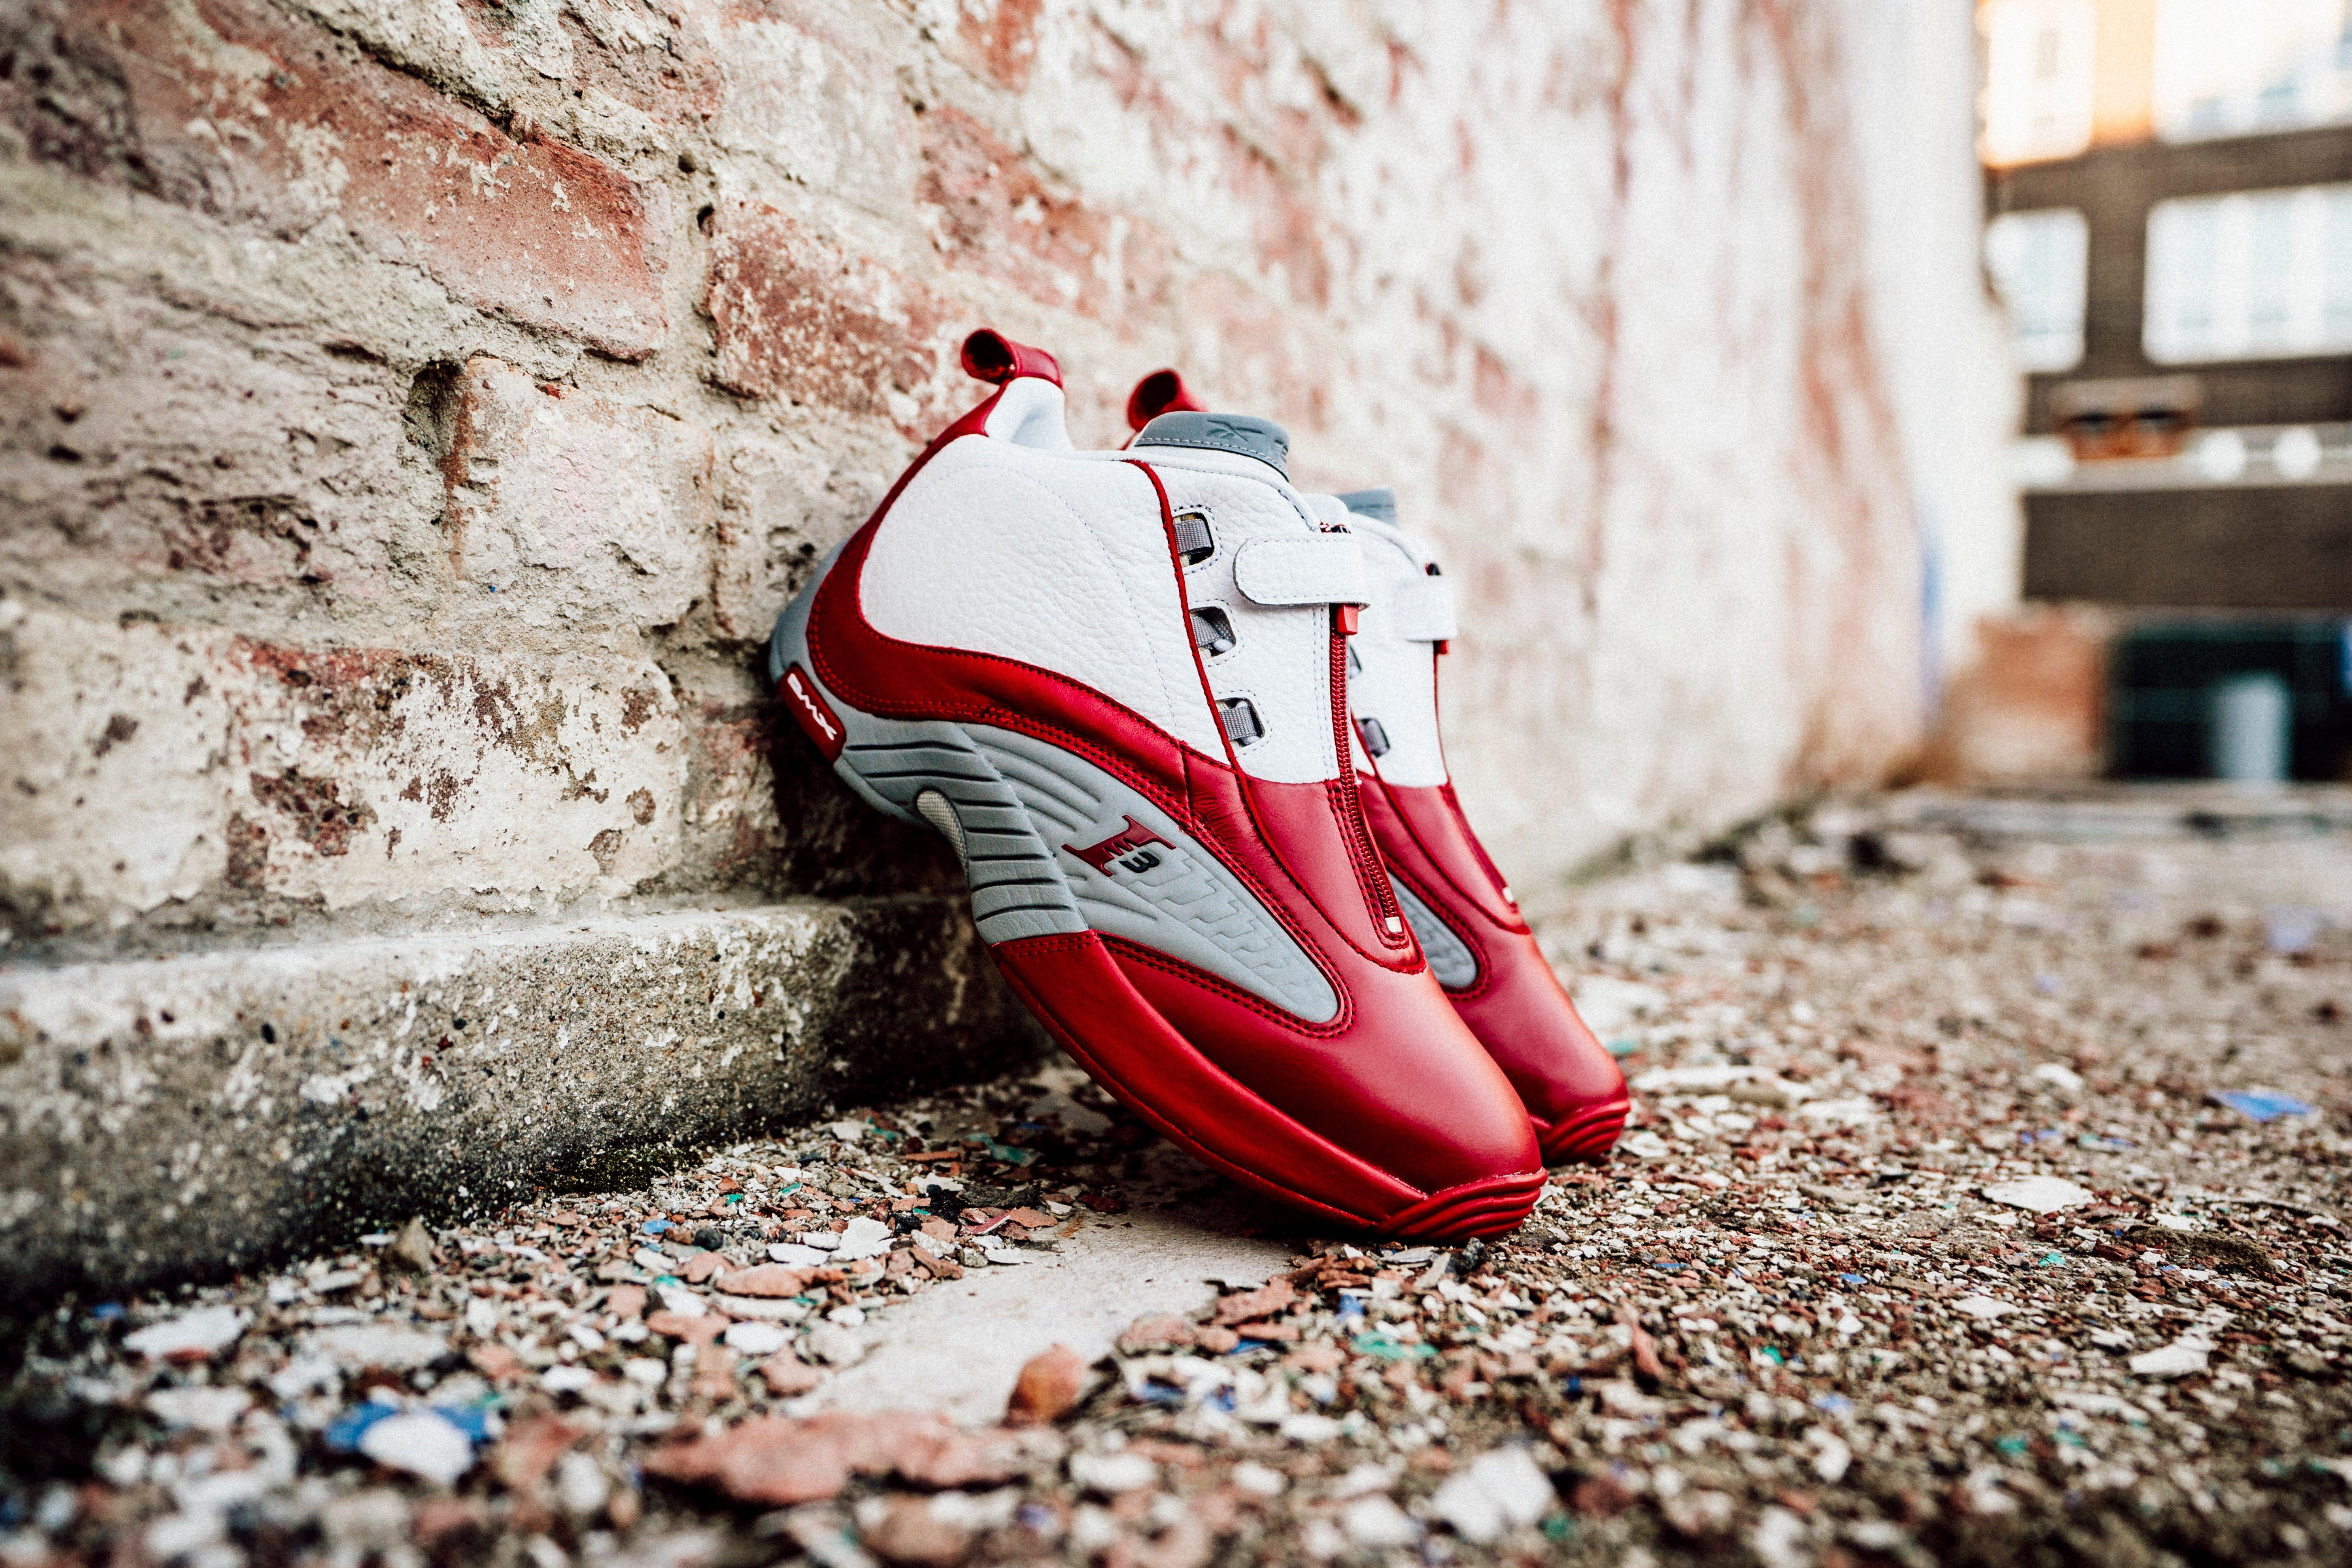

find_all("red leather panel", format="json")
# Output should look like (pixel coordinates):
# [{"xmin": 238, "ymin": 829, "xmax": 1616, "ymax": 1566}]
[
  {"xmin": 1243, "ymin": 775, "xmax": 1416, "ymax": 965},
  {"xmin": 992, "ymin": 933, "xmax": 1420, "ymax": 1225},
  {"xmin": 1125, "ymin": 368, "xmax": 1204, "ymax": 430},
  {"xmin": 1364, "ymin": 778, "xmax": 1525, "ymax": 933},
  {"xmin": 1361, "ymin": 776, "xmax": 1627, "ymax": 1160},
  {"xmin": 1102, "ymin": 935, "xmax": 1541, "ymax": 1198},
  {"xmin": 1442, "ymin": 914, "xmax": 1628, "ymax": 1137}
]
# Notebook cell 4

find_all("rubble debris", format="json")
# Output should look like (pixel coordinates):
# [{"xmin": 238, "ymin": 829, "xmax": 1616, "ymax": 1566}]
[
  {"xmin": 357, "ymin": 1409, "xmax": 476, "ymax": 1486},
  {"xmin": 6, "ymin": 795, "xmax": 2350, "ymax": 1566},
  {"xmin": 2210, "ymin": 1088, "xmax": 2318, "ymax": 1122},
  {"xmin": 1429, "ymin": 1446, "xmax": 1556, "ymax": 1543},
  {"xmin": 119, "ymin": 1305, "xmax": 246, "ymax": 1365},
  {"xmin": 382, "ymin": 1215, "xmax": 437, "ymax": 1273},
  {"xmin": 1004, "ymin": 1345, "xmax": 1093, "ymax": 1427},
  {"xmin": 1981, "ymin": 1174, "xmax": 2095, "ymax": 1213},
  {"xmin": 2129, "ymin": 1336, "xmax": 2215, "ymax": 1379}
]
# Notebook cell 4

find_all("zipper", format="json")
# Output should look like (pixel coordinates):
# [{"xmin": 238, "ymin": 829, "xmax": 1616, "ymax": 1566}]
[{"xmin": 1327, "ymin": 619, "xmax": 1406, "ymax": 941}]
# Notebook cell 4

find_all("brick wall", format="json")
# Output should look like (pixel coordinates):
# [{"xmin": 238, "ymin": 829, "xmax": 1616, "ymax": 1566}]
[{"xmin": 0, "ymin": 0, "xmax": 1977, "ymax": 948}]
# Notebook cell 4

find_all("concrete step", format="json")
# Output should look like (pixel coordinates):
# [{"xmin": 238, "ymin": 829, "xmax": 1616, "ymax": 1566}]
[{"xmin": 0, "ymin": 895, "xmax": 1035, "ymax": 1300}]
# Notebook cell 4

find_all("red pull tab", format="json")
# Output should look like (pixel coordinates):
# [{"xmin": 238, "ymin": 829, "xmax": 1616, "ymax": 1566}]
[
  {"xmin": 1336, "ymin": 604, "xmax": 1360, "ymax": 636},
  {"xmin": 962, "ymin": 329, "xmax": 1062, "ymax": 387},
  {"xmin": 1125, "ymin": 368, "xmax": 1205, "ymax": 431}
]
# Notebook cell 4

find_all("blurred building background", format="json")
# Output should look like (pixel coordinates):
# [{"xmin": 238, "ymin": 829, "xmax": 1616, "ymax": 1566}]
[{"xmin": 1965, "ymin": 0, "xmax": 2352, "ymax": 784}]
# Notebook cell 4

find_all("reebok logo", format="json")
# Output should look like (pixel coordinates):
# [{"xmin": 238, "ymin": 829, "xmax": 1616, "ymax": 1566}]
[
  {"xmin": 781, "ymin": 664, "xmax": 845, "ymax": 761},
  {"xmin": 1203, "ymin": 416, "xmax": 1287, "ymax": 462},
  {"xmin": 1068, "ymin": 816, "xmax": 1172, "ymax": 875}
]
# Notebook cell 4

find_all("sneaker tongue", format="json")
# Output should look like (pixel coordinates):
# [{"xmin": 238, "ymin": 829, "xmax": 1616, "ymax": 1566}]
[
  {"xmin": 1335, "ymin": 487, "xmax": 1397, "ymax": 525},
  {"xmin": 1133, "ymin": 412, "xmax": 1289, "ymax": 477}
]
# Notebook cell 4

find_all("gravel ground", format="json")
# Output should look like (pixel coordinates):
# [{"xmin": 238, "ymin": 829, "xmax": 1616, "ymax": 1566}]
[{"xmin": 6, "ymin": 790, "xmax": 2352, "ymax": 1568}]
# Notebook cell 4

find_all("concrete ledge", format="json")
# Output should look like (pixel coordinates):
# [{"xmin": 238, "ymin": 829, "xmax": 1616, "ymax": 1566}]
[{"xmin": 0, "ymin": 895, "xmax": 1035, "ymax": 1300}]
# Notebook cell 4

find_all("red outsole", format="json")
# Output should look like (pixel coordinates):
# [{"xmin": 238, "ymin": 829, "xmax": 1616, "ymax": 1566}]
[
  {"xmin": 1379, "ymin": 1170, "xmax": 1549, "ymax": 1241},
  {"xmin": 1537, "ymin": 1096, "xmax": 1630, "ymax": 1166}
]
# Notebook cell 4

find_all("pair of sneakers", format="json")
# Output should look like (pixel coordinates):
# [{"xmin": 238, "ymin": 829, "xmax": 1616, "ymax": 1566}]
[{"xmin": 769, "ymin": 332, "xmax": 1627, "ymax": 1239}]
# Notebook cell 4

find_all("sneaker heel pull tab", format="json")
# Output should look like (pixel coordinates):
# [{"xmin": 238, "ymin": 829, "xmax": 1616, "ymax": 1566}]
[
  {"xmin": 1125, "ymin": 368, "xmax": 1204, "ymax": 431},
  {"xmin": 961, "ymin": 329, "xmax": 1062, "ymax": 387}
]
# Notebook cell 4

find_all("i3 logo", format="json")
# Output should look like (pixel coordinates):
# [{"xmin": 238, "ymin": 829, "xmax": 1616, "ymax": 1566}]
[{"xmin": 1069, "ymin": 816, "xmax": 1172, "ymax": 876}]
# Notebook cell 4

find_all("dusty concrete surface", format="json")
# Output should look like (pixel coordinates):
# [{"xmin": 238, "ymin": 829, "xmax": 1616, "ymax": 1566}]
[
  {"xmin": 5, "ymin": 790, "xmax": 2349, "ymax": 1568},
  {"xmin": 0, "ymin": 894, "xmax": 1035, "ymax": 1300},
  {"xmin": 816, "ymin": 1142, "xmax": 1293, "ymax": 1428}
]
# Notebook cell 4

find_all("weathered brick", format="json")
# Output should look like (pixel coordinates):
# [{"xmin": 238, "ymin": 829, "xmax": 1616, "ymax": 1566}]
[
  {"xmin": 703, "ymin": 11, "xmax": 916, "ymax": 215},
  {"xmin": 707, "ymin": 437, "xmax": 889, "ymax": 642},
  {"xmin": 0, "ymin": 606, "xmax": 684, "ymax": 936},
  {"xmin": 4, "ymin": 0, "xmax": 668, "ymax": 358},
  {"xmin": 950, "ymin": 0, "xmax": 1046, "ymax": 91},
  {"xmin": 916, "ymin": 107, "xmax": 1173, "ymax": 320},
  {"xmin": 0, "ymin": 256, "xmax": 423, "ymax": 610},
  {"xmin": 441, "ymin": 356, "xmax": 714, "ymax": 628},
  {"xmin": 703, "ymin": 200, "xmax": 947, "ymax": 417},
  {"xmin": 278, "ymin": 0, "xmax": 722, "ymax": 159}
]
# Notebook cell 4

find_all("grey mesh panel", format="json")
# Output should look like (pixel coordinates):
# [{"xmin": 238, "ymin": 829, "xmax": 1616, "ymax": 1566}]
[
  {"xmin": 914, "ymin": 789, "xmax": 967, "ymax": 862},
  {"xmin": 1392, "ymin": 876, "xmax": 1477, "ymax": 990},
  {"xmin": 971, "ymin": 727, "xmax": 1338, "ymax": 1023}
]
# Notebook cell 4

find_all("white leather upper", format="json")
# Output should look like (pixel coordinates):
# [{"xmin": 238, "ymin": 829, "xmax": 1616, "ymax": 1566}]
[
  {"xmin": 981, "ymin": 378, "xmax": 1075, "ymax": 450},
  {"xmin": 1142, "ymin": 451, "xmax": 1345, "ymax": 787},
  {"xmin": 858, "ymin": 380, "xmax": 1358, "ymax": 790},
  {"xmin": 1302, "ymin": 493, "xmax": 1352, "ymax": 528},
  {"xmin": 1341, "ymin": 507, "xmax": 1450, "ymax": 788},
  {"xmin": 1232, "ymin": 535, "xmax": 1371, "ymax": 608},
  {"xmin": 861, "ymin": 434, "xmax": 1227, "ymax": 759},
  {"xmin": 1381, "ymin": 572, "xmax": 1458, "ymax": 642}
]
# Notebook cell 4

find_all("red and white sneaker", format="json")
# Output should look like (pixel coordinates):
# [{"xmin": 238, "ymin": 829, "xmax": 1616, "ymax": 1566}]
[
  {"xmin": 1123, "ymin": 371, "xmax": 1630, "ymax": 1165},
  {"xmin": 770, "ymin": 333, "xmax": 1544, "ymax": 1238},
  {"xmin": 1333, "ymin": 486, "xmax": 1630, "ymax": 1163}
]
